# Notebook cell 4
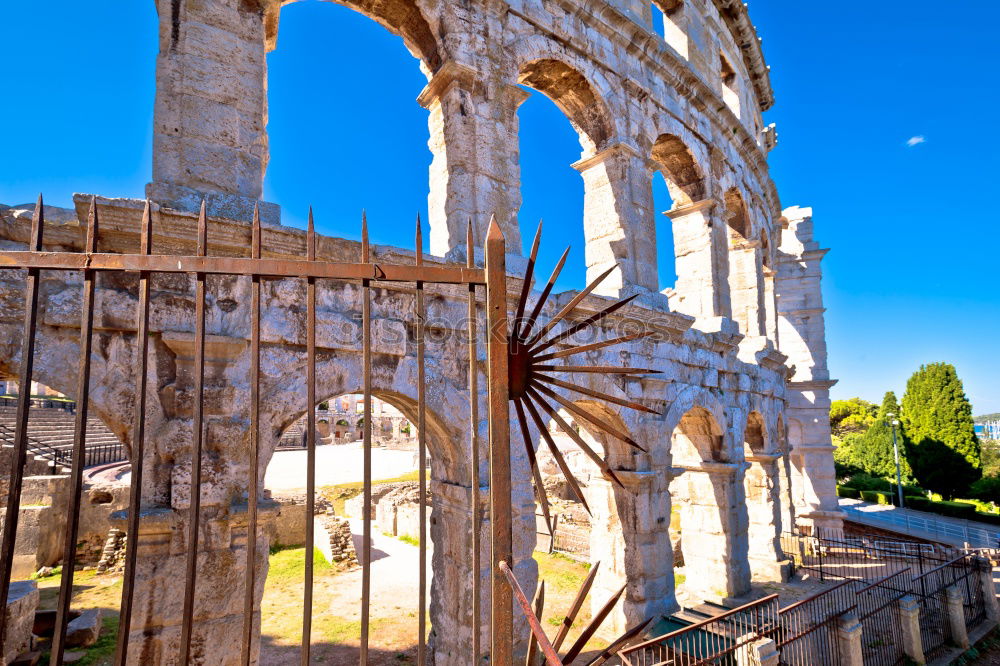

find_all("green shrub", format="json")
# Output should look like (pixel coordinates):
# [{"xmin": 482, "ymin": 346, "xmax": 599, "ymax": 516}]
[
  {"xmin": 874, "ymin": 491, "xmax": 894, "ymax": 505},
  {"xmin": 905, "ymin": 496, "xmax": 932, "ymax": 511},
  {"xmin": 837, "ymin": 485, "xmax": 861, "ymax": 499},
  {"xmin": 846, "ymin": 473, "xmax": 892, "ymax": 492},
  {"xmin": 930, "ymin": 501, "xmax": 977, "ymax": 519},
  {"xmin": 860, "ymin": 490, "xmax": 882, "ymax": 503},
  {"xmin": 974, "ymin": 512, "xmax": 1000, "ymax": 526}
]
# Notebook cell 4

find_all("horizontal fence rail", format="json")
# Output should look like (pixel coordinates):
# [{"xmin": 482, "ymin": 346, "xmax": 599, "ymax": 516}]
[
  {"xmin": 841, "ymin": 499, "xmax": 1000, "ymax": 549},
  {"xmin": 776, "ymin": 579, "xmax": 854, "ymax": 666},
  {"xmin": 0, "ymin": 200, "xmax": 506, "ymax": 666},
  {"xmin": 617, "ymin": 594, "xmax": 780, "ymax": 666}
]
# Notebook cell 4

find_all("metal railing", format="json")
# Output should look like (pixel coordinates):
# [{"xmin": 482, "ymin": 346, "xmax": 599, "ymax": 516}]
[
  {"xmin": 780, "ymin": 532, "xmax": 958, "ymax": 583},
  {"xmin": 854, "ymin": 569, "xmax": 910, "ymax": 666},
  {"xmin": 776, "ymin": 579, "xmax": 854, "ymax": 666},
  {"xmin": 841, "ymin": 499, "xmax": 1000, "ymax": 548},
  {"xmin": 910, "ymin": 553, "xmax": 989, "ymax": 656},
  {"xmin": 617, "ymin": 594, "xmax": 780, "ymax": 666},
  {"xmin": 0, "ymin": 422, "xmax": 69, "ymax": 472}
]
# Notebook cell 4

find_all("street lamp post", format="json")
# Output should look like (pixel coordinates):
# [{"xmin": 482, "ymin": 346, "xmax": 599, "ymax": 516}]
[{"xmin": 888, "ymin": 413, "xmax": 904, "ymax": 508}]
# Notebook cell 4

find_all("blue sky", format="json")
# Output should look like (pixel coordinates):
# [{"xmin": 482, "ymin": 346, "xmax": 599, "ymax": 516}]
[{"xmin": 1, "ymin": 2, "xmax": 997, "ymax": 413}]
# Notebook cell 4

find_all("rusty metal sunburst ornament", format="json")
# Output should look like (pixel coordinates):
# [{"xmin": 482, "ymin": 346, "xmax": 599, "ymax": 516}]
[{"xmin": 505, "ymin": 222, "xmax": 661, "ymax": 534}]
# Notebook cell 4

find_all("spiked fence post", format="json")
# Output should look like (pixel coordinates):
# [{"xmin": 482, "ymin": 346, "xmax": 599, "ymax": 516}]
[{"xmin": 485, "ymin": 216, "xmax": 512, "ymax": 666}]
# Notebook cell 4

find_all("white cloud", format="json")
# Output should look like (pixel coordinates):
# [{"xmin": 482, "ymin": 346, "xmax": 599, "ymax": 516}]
[{"xmin": 906, "ymin": 135, "xmax": 926, "ymax": 147}]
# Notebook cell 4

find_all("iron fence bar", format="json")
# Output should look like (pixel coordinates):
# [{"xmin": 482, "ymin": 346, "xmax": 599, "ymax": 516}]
[
  {"xmin": 466, "ymin": 220, "xmax": 482, "ymax": 664},
  {"xmin": 485, "ymin": 218, "xmax": 511, "ymax": 665},
  {"xmin": 360, "ymin": 214, "xmax": 372, "ymax": 665},
  {"xmin": 239, "ymin": 208, "xmax": 262, "ymax": 666},
  {"xmin": 0, "ymin": 198, "xmax": 44, "ymax": 651},
  {"xmin": 116, "ymin": 207, "xmax": 150, "ymax": 666},
  {"xmin": 180, "ymin": 201, "xmax": 209, "ymax": 664},
  {"xmin": 0, "ymin": 251, "xmax": 486, "ymax": 284},
  {"xmin": 415, "ymin": 216, "xmax": 428, "ymax": 666},
  {"xmin": 51, "ymin": 200, "xmax": 99, "ymax": 665},
  {"xmin": 302, "ymin": 211, "xmax": 317, "ymax": 665}
]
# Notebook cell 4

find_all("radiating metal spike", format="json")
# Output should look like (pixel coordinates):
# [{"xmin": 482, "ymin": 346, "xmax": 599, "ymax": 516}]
[
  {"xmin": 552, "ymin": 561, "xmax": 602, "ymax": 652},
  {"xmin": 560, "ymin": 584, "xmax": 627, "ymax": 663},
  {"xmin": 533, "ymin": 375, "xmax": 660, "ymax": 415},
  {"xmin": 520, "ymin": 246, "xmax": 569, "ymax": 343},
  {"xmin": 531, "ymin": 294, "xmax": 638, "ymax": 353},
  {"xmin": 512, "ymin": 221, "xmax": 543, "ymax": 341},
  {"xmin": 521, "ymin": 396, "xmax": 591, "ymax": 514},
  {"xmin": 527, "ymin": 263, "xmax": 619, "ymax": 347},
  {"xmin": 533, "ymin": 332, "xmax": 653, "ymax": 362}
]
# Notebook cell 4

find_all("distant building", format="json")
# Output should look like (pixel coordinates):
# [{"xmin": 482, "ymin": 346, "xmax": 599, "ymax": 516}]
[{"xmin": 976, "ymin": 419, "xmax": 1000, "ymax": 441}]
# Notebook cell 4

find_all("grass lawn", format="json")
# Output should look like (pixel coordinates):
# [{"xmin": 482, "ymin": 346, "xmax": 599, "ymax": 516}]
[{"xmin": 532, "ymin": 551, "xmax": 611, "ymax": 657}]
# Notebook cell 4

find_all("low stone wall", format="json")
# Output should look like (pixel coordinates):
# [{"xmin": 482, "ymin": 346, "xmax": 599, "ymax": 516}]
[
  {"xmin": 315, "ymin": 515, "xmax": 357, "ymax": 565},
  {"xmin": 3, "ymin": 580, "xmax": 38, "ymax": 665},
  {"xmin": 265, "ymin": 492, "xmax": 334, "ymax": 547},
  {"xmin": 344, "ymin": 481, "xmax": 421, "ymax": 520}
]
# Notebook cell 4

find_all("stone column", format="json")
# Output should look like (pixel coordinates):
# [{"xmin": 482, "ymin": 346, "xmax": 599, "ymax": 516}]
[
  {"xmin": 666, "ymin": 198, "xmax": 734, "ymax": 326},
  {"xmin": 744, "ymin": 455, "xmax": 791, "ymax": 582},
  {"xmin": 737, "ymin": 637, "xmax": 779, "ymax": 666},
  {"xmin": 836, "ymin": 611, "xmax": 864, "ymax": 666},
  {"xmin": 980, "ymin": 565, "xmax": 1000, "ymax": 623},
  {"xmin": 763, "ymin": 267, "xmax": 779, "ymax": 346},
  {"xmin": 419, "ymin": 62, "xmax": 524, "ymax": 257},
  {"xmin": 776, "ymin": 206, "xmax": 842, "ymax": 535},
  {"xmin": 589, "ymin": 471, "xmax": 676, "ymax": 635},
  {"xmin": 945, "ymin": 584, "xmax": 970, "ymax": 649},
  {"xmin": 573, "ymin": 143, "xmax": 660, "ymax": 298},
  {"xmin": 148, "ymin": 0, "xmax": 280, "ymax": 224},
  {"xmin": 897, "ymin": 595, "xmax": 925, "ymax": 664},
  {"xmin": 728, "ymin": 238, "xmax": 765, "ymax": 337},
  {"xmin": 673, "ymin": 464, "xmax": 751, "ymax": 602}
]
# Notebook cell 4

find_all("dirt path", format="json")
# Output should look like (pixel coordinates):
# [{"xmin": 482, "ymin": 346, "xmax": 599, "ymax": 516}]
[{"xmin": 259, "ymin": 522, "xmax": 431, "ymax": 665}]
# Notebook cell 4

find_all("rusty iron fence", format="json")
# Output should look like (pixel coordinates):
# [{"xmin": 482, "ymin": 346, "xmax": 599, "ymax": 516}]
[
  {"xmin": 0, "ymin": 199, "xmax": 519, "ymax": 666},
  {"xmin": 775, "ymin": 579, "xmax": 854, "ymax": 666},
  {"xmin": 911, "ymin": 553, "xmax": 989, "ymax": 657},
  {"xmin": 616, "ymin": 594, "xmax": 780, "ymax": 666},
  {"xmin": 854, "ymin": 569, "xmax": 910, "ymax": 666}
]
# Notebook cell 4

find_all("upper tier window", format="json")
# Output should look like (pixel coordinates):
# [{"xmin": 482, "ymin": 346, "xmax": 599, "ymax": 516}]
[
  {"xmin": 720, "ymin": 53, "xmax": 741, "ymax": 119},
  {"xmin": 651, "ymin": 0, "xmax": 688, "ymax": 59}
]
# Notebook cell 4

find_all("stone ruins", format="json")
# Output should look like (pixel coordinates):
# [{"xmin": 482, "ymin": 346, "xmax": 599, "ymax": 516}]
[{"xmin": 0, "ymin": 0, "xmax": 842, "ymax": 663}]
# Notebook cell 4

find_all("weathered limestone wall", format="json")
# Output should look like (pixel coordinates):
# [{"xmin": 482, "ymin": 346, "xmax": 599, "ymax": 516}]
[
  {"xmin": 775, "ymin": 206, "xmax": 842, "ymax": 535},
  {"xmin": 0, "ymin": 0, "xmax": 842, "ymax": 660}
]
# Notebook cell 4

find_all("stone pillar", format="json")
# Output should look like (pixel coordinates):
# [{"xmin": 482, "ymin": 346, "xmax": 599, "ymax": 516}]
[
  {"xmin": 945, "ymin": 584, "xmax": 970, "ymax": 649},
  {"xmin": 573, "ymin": 143, "xmax": 660, "ymax": 298},
  {"xmin": 113, "ymin": 504, "xmax": 275, "ymax": 665},
  {"xmin": 589, "ymin": 471, "xmax": 676, "ymax": 636},
  {"xmin": 728, "ymin": 237, "xmax": 765, "ymax": 337},
  {"xmin": 744, "ymin": 455, "xmax": 791, "ymax": 581},
  {"xmin": 763, "ymin": 267, "xmax": 779, "ymax": 346},
  {"xmin": 419, "ymin": 62, "xmax": 524, "ymax": 257},
  {"xmin": 836, "ymin": 611, "xmax": 864, "ymax": 666},
  {"xmin": 148, "ymin": 0, "xmax": 280, "ymax": 223},
  {"xmin": 897, "ymin": 595, "xmax": 925, "ymax": 664},
  {"xmin": 776, "ymin": 206, "xmax": 842, "ymax": 535},
  {"xmin": 673, "ymin": 464, "xmax": 751, "ymax": 602},
  {"xmin": 666, "ymin": 198, "xmax": 733, "ymax": 325},
  {"xmin": 737, "ymin": 636, "xmax": 779, "ymax": 666},
  {"xmin": 980, "ymin": 565, "xmax": 1000, "ymax": 623}
]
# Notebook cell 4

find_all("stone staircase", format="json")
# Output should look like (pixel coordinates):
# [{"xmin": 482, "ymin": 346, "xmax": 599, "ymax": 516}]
[{"xmin": 0, "ymin": 404, "xmax": 125, "ymax": 471}]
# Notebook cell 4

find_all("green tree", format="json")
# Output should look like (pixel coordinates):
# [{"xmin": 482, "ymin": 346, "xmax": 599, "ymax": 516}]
[
  {"xmin": 852, "ymin": 392, "xmax": 912, "ymax": 481},
  {"xmin": 830, "ymin": 397, "xmax": 877, "ymax": 439},
  {"xmin": 902, "ymin": 362, "xmax": 981, "ymax": 498}
]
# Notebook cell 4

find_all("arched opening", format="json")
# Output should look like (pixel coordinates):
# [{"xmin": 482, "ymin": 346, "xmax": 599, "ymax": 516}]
[
  {"xmin": 522, "ymin": 396, "xmax": 647, "ymax": 641},
  {"xmin": 668, "ymin": 406, "xmax": 750, "ymax": 603},
  {"xmin": 265, "ymin": 1, "xmax": 433, "ymax": 245},
  {"xmin": 259, "ymin": 390, "xmax": 430, "ymax": 661},
  {"xmin": 724, "ymin": 188, "xmax": 764, "ymax": 336},
  {"xmin": 742, "ymin": 412, "xmax": 787, "ymax": 581},
  {"xmin": 0, "ymin": 375, "xmax": 132, "ymax": 663},
  {"xmin": 516, "ymin": 60, "xmax": 608, "ymax": 292},
  {"xmin": 651, "ymin": 134, "xmax": 706, "ymax": 295}
]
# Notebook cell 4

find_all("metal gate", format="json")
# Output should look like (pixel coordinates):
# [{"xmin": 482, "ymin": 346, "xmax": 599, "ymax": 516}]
[{"xmin": 0, "ymin": 197, "xmax": 654, "ymax": 665}]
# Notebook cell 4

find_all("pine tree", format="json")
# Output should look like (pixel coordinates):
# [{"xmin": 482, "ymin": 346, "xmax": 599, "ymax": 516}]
[
  {"xmin": 902, "ymin": 363, "xmax": 981, "ymax": 498},
  {"xmin": 846, "ymin": 391, "xmax": 912, "ymax": 481}
]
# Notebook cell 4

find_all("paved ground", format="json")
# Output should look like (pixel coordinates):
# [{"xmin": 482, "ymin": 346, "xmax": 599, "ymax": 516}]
[
  {"xmin": 264, "ymin": 442, "xmax": 419, "ymax": 491},
  {"xmin": 840, "ymin": 497, "xmax": 1000, "ymax": 548}
]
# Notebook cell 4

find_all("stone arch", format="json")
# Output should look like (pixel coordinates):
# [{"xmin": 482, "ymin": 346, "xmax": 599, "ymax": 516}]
[
  {"xmin": 280, "ymin": 0, "xmax": 442, "ymax": 75},
  {"xmin": 517, "ymin": 58, "xmax": 615, "ymax": 156},
  {"xmin": 667, "ymin": 400, "xmax": 750, "ymax": 602},
  {"xmin": 724, "ymin": 187, "xmax": 751, "ymax": 241},
  {"xmin": 742, "ymin": 410, "xmax": 767, "ymax": 457},
  {"xmin": 650, "ymin": 134, "xmax": 706, "ymax": 207},
  {"xmin": 662, "ymin": 385, "xmax": 730, "ymax": 461}
]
